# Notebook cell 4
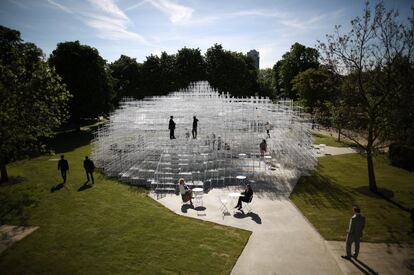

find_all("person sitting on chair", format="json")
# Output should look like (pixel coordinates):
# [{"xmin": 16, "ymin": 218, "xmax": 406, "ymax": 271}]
[
  {"xmin": 178, "ymin": 178, "xmax": 193, "ymax": 206},
  {"xmin": 235, "ymin": 184, "xmax": 253, "ymax": 210}
]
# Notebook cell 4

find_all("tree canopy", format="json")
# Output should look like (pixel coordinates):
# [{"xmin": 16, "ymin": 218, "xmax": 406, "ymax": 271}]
[
  {"xmin": 49, "ymin": 41, "xmax": 114, "ymax": 126},
  {"xmin": 0, "ymin": 25, "xmax": 70, "ymax": 182},
  {"xmin": 206, "ymin": 44, "xmax": 257, "ymax": 96},
  {"xmin": 318, "ymin": 2, "xmax": 414, "ymax": 192},
  {"xmin": 273, "ymin": 42, "xmax": 319, "ymax": 99}
]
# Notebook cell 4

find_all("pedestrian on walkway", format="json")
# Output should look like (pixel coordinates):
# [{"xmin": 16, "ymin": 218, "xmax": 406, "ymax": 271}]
[
  {"xmin": 83, "ymin": 156, "xmax": 95, "ymax": 184},
  {"xmin": 57, "ymin": 155, "xmax": 69, "ymax": 184},
  {"xmin": 342, "ymin": 206, "xmax": 365, "ymax": 260}
]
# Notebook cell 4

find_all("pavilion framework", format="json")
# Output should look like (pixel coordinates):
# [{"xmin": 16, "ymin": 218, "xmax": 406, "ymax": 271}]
[{"xmin": 91, "ymin": 81, "xmax": 316, "ymax": 195}]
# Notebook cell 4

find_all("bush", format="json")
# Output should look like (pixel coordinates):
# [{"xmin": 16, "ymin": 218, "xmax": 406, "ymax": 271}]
[{"xmin": 389, "ymin": 143, "xmax": 414, "ymax": 172}]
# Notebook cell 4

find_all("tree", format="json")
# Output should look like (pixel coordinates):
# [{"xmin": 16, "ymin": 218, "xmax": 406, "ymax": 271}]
[
  {"xmin": 257, "ymin": 68, "xmax": 275, "ymax": 98},
  {"xmin": 49, "ymin": 41, "xmax": 114, "ymax": 128},
  {"xmin": 176, "ymin": 47, "xmax": 206, "ymax": 88},
  {"xmin": 292, "ymin": 67, "xmax": 339, "ymax": 119},
  {"xmin": 273, "ymin": 43, "xmax": 319, "ymax": 99},
  {"xmin": 109, "ymin": 55, "xmax": 143, "ymax": 101},
  {"xmin": 205, "ymin": 44, "xmax": 257, "ymax": 96},
  {"xmin": 0, "ymin": 25, "xmax": 70, "ymax": 183},
  {"xmin": 318, "ymin": 1, "xmax": 414, "ymax": 192}
]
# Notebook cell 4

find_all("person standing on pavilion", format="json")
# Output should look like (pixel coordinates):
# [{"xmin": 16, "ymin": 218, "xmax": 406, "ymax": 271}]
[
  {"xmin": 169, "ymin": 116, "xmax": 176, "ymax": 139},
  {"xmin": 192, "ymin": 116, "xmax": 199, "ymax": 139}
]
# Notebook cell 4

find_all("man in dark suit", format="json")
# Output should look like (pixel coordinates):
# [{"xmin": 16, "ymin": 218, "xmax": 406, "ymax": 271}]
[
  {"xmin": 57, "ymin": 155, "xmax": 69, "ymax": 183},
  {"xmin": 342, "ymin": 207, "xmax": 366, "ymax": 260},
  {"xmin": 169, "ymin": 116, "xmax": 176, "ymax": 139},
  {"xmin": 83, "ymin": 156, "xmax": 95, "ymax": 184},
  {"xmin": 192, "ymin": 116, "xmax": 199, "ymax": 139}
]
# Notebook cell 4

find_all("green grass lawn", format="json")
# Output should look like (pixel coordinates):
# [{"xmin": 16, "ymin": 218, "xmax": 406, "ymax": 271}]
[
  {"xmin": 313, "ymin": 132, "xmax": 355, "ymax": 147},
  {"xmin": 290, "ymin": 153, "xmax": 414, "ymax": 244},
  {"xmin": 0, "ymin": 132, "xmax": 250, "ymax": 274}
]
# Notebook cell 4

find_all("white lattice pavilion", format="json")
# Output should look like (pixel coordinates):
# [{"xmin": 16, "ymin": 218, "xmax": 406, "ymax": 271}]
[{"xmin": 91, "ymin": 81, "xmax": 316, "ymax": 194}]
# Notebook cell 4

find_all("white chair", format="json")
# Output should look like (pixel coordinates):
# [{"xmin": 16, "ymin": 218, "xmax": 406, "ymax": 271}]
[
  {"xmin": 219, "ymin": 197, "xmax": 230, "ymax": 218},
  {"xmin": 242, "ymin": 195, "xmax": 253, "ymax": 213}
]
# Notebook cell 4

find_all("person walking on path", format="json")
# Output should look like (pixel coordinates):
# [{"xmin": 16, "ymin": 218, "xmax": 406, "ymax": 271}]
[
  {"xmin": 57, "ymin": 155, "xmax": 69, "ymax": 184},
  {"xmin": 192, "ymin": 116, "xmax": 199, "ymax": 139},
  {"xmin": 342, "ymin": 207, "xmax": 365, "ymax": 260},
  {"xmin": 169, "ymin": 116, "xmax": 176, "ymax": 139},
  {"xmin": 83, "ymin": 156, "xmax": 95, "ymax": 184}
]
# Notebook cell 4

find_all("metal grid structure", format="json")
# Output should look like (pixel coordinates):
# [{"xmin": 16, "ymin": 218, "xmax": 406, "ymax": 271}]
[{"xmin": 91, "ymin": 81, "xmax": 317, "ymax": 194}]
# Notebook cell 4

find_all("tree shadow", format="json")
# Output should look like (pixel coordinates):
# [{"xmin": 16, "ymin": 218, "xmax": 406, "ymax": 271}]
[
  {"xmin": 293, "ymin": 173, "xmax": 356, "ymax": 210},
  {"xmin": 78, "ymin": 182, "xmax": 93, "ymax": 192},
  {"xmin": 46, "ymin": 131, "xmax": 94, "ymax": 154},
  {"xmin": 0, "ymin": 176, "xmax": 25, "ymax": 186},
  {"xmin": 0, "ymin": 192, "xmax": 38, "ymax": 225},
  {"xmin": 233, "ymin": 211, "xmax": 262, "ymax": 224}
]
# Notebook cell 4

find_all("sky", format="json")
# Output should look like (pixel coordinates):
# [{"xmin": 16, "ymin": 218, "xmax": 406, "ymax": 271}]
[{"xmin": 0, "ymin": 0, "xmax": 412, "ymax": 69}]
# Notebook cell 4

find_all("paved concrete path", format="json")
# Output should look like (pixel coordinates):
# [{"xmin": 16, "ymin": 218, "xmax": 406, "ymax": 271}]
[
  {"xmin": 326, "ymin": 241, "xmax": 414, "ymax": 275},
  {"xmin": 0, "ymin": 225, "xmax": 39, "ymax": 254},
  {"xmin": 154, "ymin": 188, "xmax": 342, "ymax": 275}
]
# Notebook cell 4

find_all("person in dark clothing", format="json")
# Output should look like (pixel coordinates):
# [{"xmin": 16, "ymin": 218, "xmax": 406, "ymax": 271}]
[
  {"xmin": 235, "ymin": 184, "xmax": 253, "ymax": 210},
  {"xmin": 192, "ymin": 116, "xmax": 199, "ymax": 139},
  {"xmin": 169, "ymin": 116, "xmax": 176, "ymax": 139},
  {"xmin": 83, "ymin": 156, "xmax": 95, "ymax": 184},
  {"xmin": 260, "ymin": 139, "xmax": 267, "ymax": 157},
  {"xmin": 57, "ymin": 155, "xmax": 69, "ymax": 183}
]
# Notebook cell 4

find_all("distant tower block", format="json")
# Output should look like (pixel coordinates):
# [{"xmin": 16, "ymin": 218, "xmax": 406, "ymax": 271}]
[{"xmin": 247, "ymin": 49, "xmax": 259, "ymax": 69}]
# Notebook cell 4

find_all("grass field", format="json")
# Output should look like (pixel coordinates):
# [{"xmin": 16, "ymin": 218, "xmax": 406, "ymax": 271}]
[
  {"xmin": 0, "ymin": 131, "xmax": 250, "ymax": 274},
  {"xmin": 290, "ymin": 153, "xmax": 414, "ymax": 244},
  {"xmin": 313, "ymin": 132, "xmax": 355, "ymax": 147}
]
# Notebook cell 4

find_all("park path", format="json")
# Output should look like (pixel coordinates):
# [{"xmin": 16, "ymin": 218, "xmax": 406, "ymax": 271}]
[{"xmin": 154, "ymin": 188, "xmax": 343, "ymax": 275}]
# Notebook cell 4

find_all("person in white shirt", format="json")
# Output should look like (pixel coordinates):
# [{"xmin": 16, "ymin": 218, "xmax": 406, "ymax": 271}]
[{"xmin": 178, "ymin": 178, "xmax": 193, "ymax": 206}]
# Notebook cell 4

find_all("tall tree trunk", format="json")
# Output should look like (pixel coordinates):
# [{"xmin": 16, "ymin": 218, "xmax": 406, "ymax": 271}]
[
  {"xmin": 0, "ymin": 158, "xmax": 8, "ymax": 183},
  {"xmin": 366, "ymin": 126, "xmax": 378, "ymax": 193}
]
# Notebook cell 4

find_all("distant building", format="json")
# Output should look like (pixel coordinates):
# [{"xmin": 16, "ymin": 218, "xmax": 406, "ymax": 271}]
[{"xmin": 247, "ymin": 49, "xmax": 259, "ymax": 69}]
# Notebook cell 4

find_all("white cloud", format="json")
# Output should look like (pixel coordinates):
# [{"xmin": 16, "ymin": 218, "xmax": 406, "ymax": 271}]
[
  {"xmin": 45, "ymin": 0, "xmax": 148, "ymax": 43},
  {"xmin": 87, "ymin": 0, "xmax": 127, "ymax": 20},
  {"xmin": 47, "ymin": 0, "xmax": 73, "ymax": 14},
  {"xmin": 148, "ymin": 0, "xmax": 193, "ymax": 24}
]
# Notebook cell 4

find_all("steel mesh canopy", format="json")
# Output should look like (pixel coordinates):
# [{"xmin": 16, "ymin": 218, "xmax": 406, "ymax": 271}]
[{"xmin": 91, "ymin": 81, "xmax": 316, "ymax": 193}]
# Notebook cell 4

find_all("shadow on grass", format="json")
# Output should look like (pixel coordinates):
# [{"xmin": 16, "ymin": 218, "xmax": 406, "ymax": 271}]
[
  {"xmin": 78, "ymin": 182, "xmax": 93, "ymax": 192},
  {"xmin": 47, "ymin": 131, "xmax": 94, "ymax": 154},
  {"xmin": 50, "ymin": 183, "xmax": 65, "ymax": 192},
  {"xmin": 0, "ymin": 176, "xmax": 25, "ymax": 186},
  {"xmin": 0, "ymin": 192, "xmax": 38, "ymax": 225},
  {"xmin": 293, "ymin": 172, "xmax": 355, "ymax": 210}
]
